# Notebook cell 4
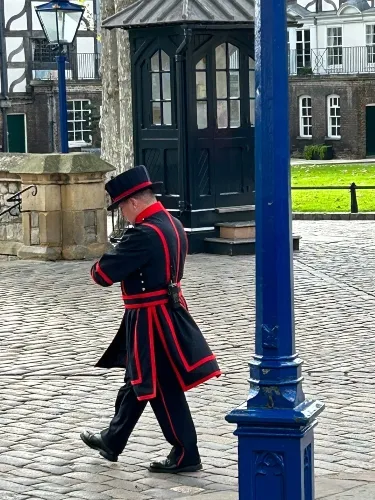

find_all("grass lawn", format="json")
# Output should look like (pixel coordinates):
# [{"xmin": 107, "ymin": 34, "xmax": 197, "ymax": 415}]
[{"xmin": 291, "ymin": 164, "xmax": 375, "ymax": 212}]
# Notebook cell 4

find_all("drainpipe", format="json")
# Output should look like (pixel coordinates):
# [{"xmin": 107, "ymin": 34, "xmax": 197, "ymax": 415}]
[
  {"xmin": 0, "ymin": 3, "xmax": 9, "ymax": 152},
  {"xmin": 175, "ymin": 28, "xmax": 192, "ymax": 215}
]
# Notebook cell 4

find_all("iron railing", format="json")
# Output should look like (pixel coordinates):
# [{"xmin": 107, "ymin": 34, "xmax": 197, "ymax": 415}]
[
  {"xmin": 0, "ymin": 185, "xmax": 37, "ymax": 218},
  {"xmin": 31, "ymin": 53, "xmax": 101, "ymax": 81},
  {"xmin": 289, "ymin": 46, "xmax": 375, "ymax": 76},
  {"xmin": 292, "ymin": 183, "xmax": 375, "ymax": 213}
]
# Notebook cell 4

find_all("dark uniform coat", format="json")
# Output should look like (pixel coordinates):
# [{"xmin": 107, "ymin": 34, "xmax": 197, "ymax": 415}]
[{"xmin": 91, "ymin": 201, "xmax": 221, "ymax": 401}]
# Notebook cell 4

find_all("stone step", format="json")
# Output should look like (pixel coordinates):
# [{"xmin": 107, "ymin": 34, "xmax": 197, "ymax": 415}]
[
  {"xmin": 215, "ymin": 205, "xmax": 255, "ymax": 214},
  {"xmin": 216, "ymin": 221, "xmax": 256, "ymax": 240},
  {"xmin": 205, "ymin": 235, "xmax": 301, "ymax": 256}
]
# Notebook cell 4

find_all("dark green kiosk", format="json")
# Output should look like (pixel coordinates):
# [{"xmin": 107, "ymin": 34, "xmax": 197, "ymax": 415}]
[{"xmin": 103, "ymin": 0, "xmax": 300, "ymax": 254}]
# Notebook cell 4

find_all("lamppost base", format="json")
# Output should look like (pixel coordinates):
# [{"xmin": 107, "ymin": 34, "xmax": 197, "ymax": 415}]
[{"xmin": 226, "ymin": 400, "xmax": 324, "ymax": 500}]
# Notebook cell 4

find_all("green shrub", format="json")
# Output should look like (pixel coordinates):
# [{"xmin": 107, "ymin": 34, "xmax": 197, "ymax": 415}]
[{"xmin": 303, "ymin": 144, "xmax": 332, "ymax": 160}]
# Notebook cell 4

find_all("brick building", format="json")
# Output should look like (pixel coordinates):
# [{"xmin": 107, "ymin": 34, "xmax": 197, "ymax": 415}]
[
  {"xmin": 0, "ymin": 0, "xmax": 102, "ymax": 154},
  {"xmin": 288, "ymin": 0, "xmax": 375, "ymax": 158}
]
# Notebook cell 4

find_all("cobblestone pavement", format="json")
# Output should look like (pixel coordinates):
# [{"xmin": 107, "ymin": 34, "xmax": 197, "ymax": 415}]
[{"xmin": 1, "ymin": 220, "xmax": 375, "ymax": 499}]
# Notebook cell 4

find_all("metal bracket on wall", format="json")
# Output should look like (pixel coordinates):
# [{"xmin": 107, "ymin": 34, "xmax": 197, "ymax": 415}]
[{"xmin": 0, "ymin": 185, "xmax": 38, "ymax": 218}]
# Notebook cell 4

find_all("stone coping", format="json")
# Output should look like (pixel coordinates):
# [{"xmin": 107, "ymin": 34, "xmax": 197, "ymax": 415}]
[
  {"xmin": 293, "ymin": 212, "xmax": 375, "ymax": 220},
  {"xmin": 0, "ymin": 153, "xmax": 115, "ymax": 175}
]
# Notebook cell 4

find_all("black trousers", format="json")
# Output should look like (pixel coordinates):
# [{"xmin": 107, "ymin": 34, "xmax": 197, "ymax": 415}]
[{"xmin": 100, "ymin": 346, "xmax": 200, "ymax": 466}]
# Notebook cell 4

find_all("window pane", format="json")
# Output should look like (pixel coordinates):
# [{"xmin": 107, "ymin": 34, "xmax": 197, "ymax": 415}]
[
  {"xmin": 216, "ymin": 71, "xmax": 227, "ymax": 99},
  {"xmin": 230, "ymin": 100, "xmax": 240, "ymax": 128},
  {"xmin": 151, "ymin": 52, "xmax": 159, "ymax": 71},
  {"xmin": 161, "ymin": 51, "xmax": 170, "ymax": 71},
  {"xmin": 229, "ymin": 71, "xmax": 240, "ymax": 98},
  {"xmin": 68, "ymin": 132, "xmax": 74, "ymax": 141},
  {"xmin": 196, "ymin": 71, "xmax": 207, "ymax": 99},
  {"xmin": 250, "ymin": 99, "xmax": 255, "ymax": 126},
  {"xmin": 196, "ymin": 57, "xmax": 206, "ymax": 70},
  {"xmin": 68, "ymin": 121, "xmax": 73, "ymax": 131},
  {"xmin": 152, "ymin": 102, "xmax": 161, "ymax": 125},
  {"xmin": 67, "ymin": 101, "xmax": 74, "ymax": 110},
  {"xmin": 163, "ymin": 102, "xmax": 172, "ymax": 125},
  {"xmin": 249, "ymin": 57, "xmax": 255, "ymax": 70},
  {"xmin": 162, "ymin": 73, "xmax": 171, "ymax": 100},
  {"xmin": 215, "ymin": 44, "xmax": 227, "ymax": 70},
  {"xmin": 217, "ymin": 100, "xmax": 228, "ymax": 128},
  {"xmin": 249, "ymin": 70, "xmax": 255, "ymax": 98},
  {"xmin": 152, "ymin": 74, "xmax": 160, "ymax": 100},
  {"xmin": 197, "ymin": 101, "xmax": 208, "ymax": 129},
  {"xmin": 229, "ymin": 44, "xmax": 239, "ymax": 69},
  {"xmin": 83, "ymin": 131, "xmax": 91, "ymax": 143},
  {"xmin": 74, "ymin": 111, "xmax": 81, "ymax": 121}
]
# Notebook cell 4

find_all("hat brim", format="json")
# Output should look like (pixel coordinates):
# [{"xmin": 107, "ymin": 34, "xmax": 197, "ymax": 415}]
[{"xmin": 107, "ymin": 181, "xmax": 163, "ymax": 211}]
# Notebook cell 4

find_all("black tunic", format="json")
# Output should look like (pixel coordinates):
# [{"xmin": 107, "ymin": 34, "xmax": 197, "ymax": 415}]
[{"xmin": 91, "ymin": 201, "xmax": 221, "ymax": 401}]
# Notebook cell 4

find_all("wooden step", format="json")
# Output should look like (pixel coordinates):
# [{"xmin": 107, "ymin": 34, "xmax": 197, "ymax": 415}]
[
  {"xmin": 216, "ymin": 221, "xmax": 256, "ymax": 240},
  {"xmin": 215, "ymin": 205, "xmax": 255, "ymax": 214},
  {"xmin": 205, "ymin": 235, "xmax": 301, "ymax": 256}
]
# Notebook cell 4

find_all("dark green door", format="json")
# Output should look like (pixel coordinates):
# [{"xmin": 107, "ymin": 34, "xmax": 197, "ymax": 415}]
[
  {"xmin": 7, "ymin": 114, "xmax": 26, "ymax": 153},
  {"xmin": 366, "ymin": 106, "xmax": 375, "ymax": 156}
]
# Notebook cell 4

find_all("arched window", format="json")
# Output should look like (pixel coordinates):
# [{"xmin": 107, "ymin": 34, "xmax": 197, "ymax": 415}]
[
  {"xmin": 299, "ymin": 96, "xmax": 312, "ymax": 138},
  {"xmin": 327, "ymin": 95, "xmax": 341, "ymax": 138},
  {"xmin": 150, "ymin": 50, "xmax": 172, "ymax": 126},
  {"xmin": 196, "ymin": 57, "xmax": 208, "ymax": 129},
  {"xmin": 249, "ymin": 57, "xmax": 255, "ymax": 126},
  {"xmin": 215, "ymin": 43, "xmax": 240, "ymax": 129}
]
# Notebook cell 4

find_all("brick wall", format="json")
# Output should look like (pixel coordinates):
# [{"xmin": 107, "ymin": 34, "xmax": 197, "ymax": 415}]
[
  {"xmin": 289, "ymin": 75, "xmax": 375, "ymax": 159},
  {"xmin": 0, "ymin": 81, "xmax": 102, "ymax": 154}
]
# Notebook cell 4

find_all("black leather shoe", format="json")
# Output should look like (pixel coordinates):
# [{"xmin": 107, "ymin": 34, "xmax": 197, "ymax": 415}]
[
  {"xmin": 80, "ymin": 430, "xmax": 118, "ymax": 462},
  {"xmin": 149, "ymin": 456, "xmax": 202, "ymax": 474}
]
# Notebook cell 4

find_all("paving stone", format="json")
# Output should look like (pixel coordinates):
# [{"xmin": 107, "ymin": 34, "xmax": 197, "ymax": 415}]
[{"xmin": 2, "ymin": 221, "xmax": 375, "ymax": 499}]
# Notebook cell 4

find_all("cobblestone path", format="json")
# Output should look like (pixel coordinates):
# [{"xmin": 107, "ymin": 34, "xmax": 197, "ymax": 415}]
[{"xmin": 0, "ymin": 220, "xmax": 375, "ymax": 499}]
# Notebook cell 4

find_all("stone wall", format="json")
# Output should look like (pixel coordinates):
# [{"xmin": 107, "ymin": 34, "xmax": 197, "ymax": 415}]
[{"xmin": 0, "ymin": 155, "xmax": 23, "ymax": 255}]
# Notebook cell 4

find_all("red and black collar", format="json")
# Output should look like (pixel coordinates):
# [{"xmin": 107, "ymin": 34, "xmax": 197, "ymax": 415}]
[{"xmin": 135, "ymin": 201, "xmax": 165, "ymax": 224}]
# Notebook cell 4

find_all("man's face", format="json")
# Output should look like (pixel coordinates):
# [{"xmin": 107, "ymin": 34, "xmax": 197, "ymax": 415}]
[{"xmin": 119, "ymin": 198, "xmax": 137, "ymax": 224}]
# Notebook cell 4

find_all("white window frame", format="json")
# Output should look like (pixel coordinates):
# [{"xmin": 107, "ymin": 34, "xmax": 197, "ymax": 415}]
[
  {"xmin": 296, "ymin": 29, "xmax": 311, "ymax": 69},
  {"xmin": 299, "ymin": 95, "xmax": 312, "ymax": 138},
  {"xmin": 327, "ymin": 26, "xmax": 343, "ymax": 68},
  {"xmin": 366, "ymin": 24, "xmax": 375, "ymax": 65},
  {"xmin": 67, "ymin": 99, "xmax": 92, "ymax": 147},
  {"xmin": 327, "ymin": 95, "xmax": 341, "ymax": 139}
]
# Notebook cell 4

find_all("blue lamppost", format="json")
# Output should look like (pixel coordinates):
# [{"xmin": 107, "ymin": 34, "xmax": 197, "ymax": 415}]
[
  {"xmin": 226, "ymin": 0, "xmax": 325, "ymax": 499},
  {"xmin": 35, "ymin": 0, "xmax": 85, "ymax": 153}
]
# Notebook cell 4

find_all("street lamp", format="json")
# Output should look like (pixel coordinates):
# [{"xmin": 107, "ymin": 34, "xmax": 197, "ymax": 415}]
[
  {"xmin": 225, "ymin": 0, "xmax": 325, "ymax": 498},
  {"xmin": 35, "ymin": 0, "xmax": 85, "ymax": 153}
]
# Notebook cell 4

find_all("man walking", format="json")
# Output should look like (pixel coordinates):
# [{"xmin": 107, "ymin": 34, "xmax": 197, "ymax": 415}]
[{"xmin": 81, "ymin": 165, "xmax": 221, "ymax": 473}]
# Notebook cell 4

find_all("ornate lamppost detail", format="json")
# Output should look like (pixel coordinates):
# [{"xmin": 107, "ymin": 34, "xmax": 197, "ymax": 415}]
[{"xmin": 226, "ymin": 0, "xmax": 325, "ymax": 498}]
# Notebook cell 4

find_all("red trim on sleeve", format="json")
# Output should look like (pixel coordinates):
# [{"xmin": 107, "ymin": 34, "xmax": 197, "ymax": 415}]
[
  {"xmin": 95, "ymin": 262, "xmax": 113, "ymax": 286},
  {"xmin": 112, "ymin": 181, "xmax": 152, "ymax": 203}
]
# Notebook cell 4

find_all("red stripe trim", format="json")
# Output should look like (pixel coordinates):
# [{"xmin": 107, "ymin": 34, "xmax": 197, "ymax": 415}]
[
  {"xmin": 95, "ymin": 263, "xmax": 113, "ymax": 285},
  {"xmin": 152, "ymin": 308, "xmax": 221, "ymax": 391},
  {"xmin": 112, "ymin": 181, "xmax": 152, "ymax": 203},
  {"xmin": 157, "ymin": 382, "xmax": 185, "ymax": 467},
  {"xmin": 123, "ymin": 289, "xmax": 169, "ymax": 300},
  {"xmin": 131, "ymin": 310, "xmax": 142, "ymax": 385},
  {"xmin": 143, "ymin": 223, "xmax": 171, "ymax": 283},
  {"xmin": 160, "ymin": 304, "xmax": 216, "ymax": 372},
  {"xmin": 184, "ymin": 370, "xmax": 222, "ymax": 391},
  {"xmin": 148, "ymin": 307, "xmax": 157, "ymax": 399},
  {"xmin": 125, "ymin": 299, "xmax": 169, "ymax": 309},
  {"xmin": 164, "ymin": 210, "xmax": 181, "ymax": 281}
]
